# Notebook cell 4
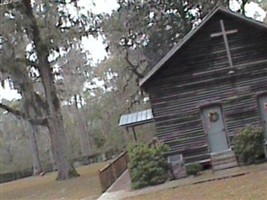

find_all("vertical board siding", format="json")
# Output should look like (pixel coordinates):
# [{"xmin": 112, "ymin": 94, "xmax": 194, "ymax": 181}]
[{"xmin": 144, "ymin": 12, "xmax": 267, "ymax": 162}]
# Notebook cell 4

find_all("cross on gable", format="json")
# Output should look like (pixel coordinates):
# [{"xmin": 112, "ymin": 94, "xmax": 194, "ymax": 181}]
[{"xmin": 210, "ymin": 20, "xmax": 238, "ymax": 68}]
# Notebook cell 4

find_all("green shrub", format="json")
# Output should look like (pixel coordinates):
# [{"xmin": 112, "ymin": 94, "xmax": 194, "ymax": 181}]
[
  {"xmin": 233, "ymin": 125, "xmax": 265, "ymax": 165},
  {"xmin": 128, "ymin": 142, "xmax": 169, "ymax": 189},
  {"xmin": 186, "ymin": 163, "xmax": 202, "ymax": 176}
]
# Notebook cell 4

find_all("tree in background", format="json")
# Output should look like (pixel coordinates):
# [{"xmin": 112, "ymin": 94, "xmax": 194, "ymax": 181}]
[
  {"xmin": 24, "ymin": 121, "xmax": 43, "ymax": 175},
  {"xmin": 0, "ymin": 0, "xmax": 101, "ymax": 180},
  {"xmin": 55, "ymin": 44, "xmax": 94, "ymax": 161},
  {"xmin": 101, "ymin": 0, "xmax": 265, "ymax": 87},
  {"xmin": 85, "ymin": 53, "xmax": 156, "ymax": 150},
  {"xmin": 102, "ymin": 0, "xmax": 228, "ymax": 78},
  {"xmin": 0, "ymin": 112, "xmax": 33, "ymax": 172}
]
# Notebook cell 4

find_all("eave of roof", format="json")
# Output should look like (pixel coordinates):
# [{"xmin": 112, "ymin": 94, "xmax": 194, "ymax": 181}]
[
  {"xmin": 119, "ymin": 108, "xmax": 154, "ymax": 127},
  {"xmin": 139, "ymin": 7, "xmax": 267, "ymax": 87}
]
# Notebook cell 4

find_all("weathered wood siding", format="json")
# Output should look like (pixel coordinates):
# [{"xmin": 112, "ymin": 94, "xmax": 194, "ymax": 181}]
[
  {"xmin": 98, "ymin": 152, "xmax": 128, "ymax": 192},
  {"xmin": 143, "ymin": 12, "xmax": 267, "ymax": 162}
]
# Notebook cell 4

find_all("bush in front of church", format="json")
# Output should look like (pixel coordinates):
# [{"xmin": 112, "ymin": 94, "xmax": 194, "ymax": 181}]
[
  {"xmin": 233, "ymin": 125, "xmax": 265, "ymax": 165},
  {"xmin": 186, "ymin": 163, "xmax": 202, "ymax": 176},
  {"xmin": 128, "ymin": 141, "xmax": 169, "ymax": 189}
]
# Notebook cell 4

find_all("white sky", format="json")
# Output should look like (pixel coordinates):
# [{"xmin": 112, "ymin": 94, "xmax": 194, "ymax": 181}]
[
  {"xmin": 230, "ymin": 1, "xmax": 266, "ymax": 21},
  {"xmin": 0, "ymin": 80, "xmax": 21, "ymax": 100},
  {"xmin": 83, "ymin": 0, "xmax": 267, "ymax": 67},
  {"xmin": 0, "ymin": 1, "xmax": 266, "ymax": 101},
  {"xmin": 80, "ymin": 0, "xmax": 119, "ymax": 64}
]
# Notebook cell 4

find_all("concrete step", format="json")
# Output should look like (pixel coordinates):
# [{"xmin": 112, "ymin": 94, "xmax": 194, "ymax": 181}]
[
  {"xmin": 212, "ymin": 161, "xmax": 238, "ymax": 171},
  {"xmin": 212, "ymin": 156, "xmax": 237, "ymax": 166},
  {"xmin": 211, "ymin": 150, "xmax": 235, "ymax": 159},
  {"xmin": 211, "ymin": 150, "xmax": 238, "ymax": 171}
]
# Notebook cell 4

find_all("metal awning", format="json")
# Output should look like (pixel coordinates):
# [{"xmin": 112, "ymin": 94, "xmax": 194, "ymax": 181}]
[{"xmin": 119, "ymin": 108, "xmax": 154, "ymax": 127}]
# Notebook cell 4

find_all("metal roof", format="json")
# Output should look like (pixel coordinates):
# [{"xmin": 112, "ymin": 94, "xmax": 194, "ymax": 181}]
[
  {"xmin": 139, "ymin": 7, "xmax": 267, "ymax": 87},
  {"xmin": 119, "ymin": 108, "xmax": 154, "ymax": 127}
]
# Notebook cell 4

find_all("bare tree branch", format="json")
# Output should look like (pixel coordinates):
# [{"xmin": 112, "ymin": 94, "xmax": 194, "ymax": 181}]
[
  {"xmin": 0, "ymin": 102, "xmax": 48, "ymax": 126},
  {"xmin": 0, "ymin": 102, "xmax": 25, "ymax": 118},
  {"xmin": 125, "ymin": 50, "xmax": 144, "ymax": 79}
]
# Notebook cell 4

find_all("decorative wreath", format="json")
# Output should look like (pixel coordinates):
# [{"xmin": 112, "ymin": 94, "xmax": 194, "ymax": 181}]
[{"xmin": 208, "ymin": 111, "xmax": 219, "ymax": 122}]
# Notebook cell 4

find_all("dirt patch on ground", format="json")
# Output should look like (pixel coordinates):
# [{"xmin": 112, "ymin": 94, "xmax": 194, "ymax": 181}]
[{"xmin": 0, "ymin": 162, "xmax": 107, "ymax": 200}]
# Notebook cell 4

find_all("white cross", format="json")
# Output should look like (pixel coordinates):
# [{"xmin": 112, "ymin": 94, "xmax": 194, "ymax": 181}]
[{"xmin": 210, "ymin": 20, "xmax": 238, "ymax": 68}]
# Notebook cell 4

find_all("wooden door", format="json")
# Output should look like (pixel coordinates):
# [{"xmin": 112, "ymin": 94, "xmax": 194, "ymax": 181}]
[
  {"xmin": 201, "ymin": 105, "xmax": 229, "ymax": 153},
  {"xmin": 258, "ymin": 94, "xmax": 267, "ymax": 140}
]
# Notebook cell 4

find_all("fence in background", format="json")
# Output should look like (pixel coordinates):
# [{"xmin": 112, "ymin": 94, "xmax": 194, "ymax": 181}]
[
  {"xmin": 0, "ymin": 170, "xmax": 33, "ymax": 184},
  {"xmin": 98, "ymin": 151, "xmax": 128, "ymax": 192}
]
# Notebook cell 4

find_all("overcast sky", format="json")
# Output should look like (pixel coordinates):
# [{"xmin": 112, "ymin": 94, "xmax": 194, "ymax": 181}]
[
  {"xmin": 0, "ymin": 0, "xmax": 119, "ymax": 101},
  {"xmin": 86, "ymin": 0, "xmax": 266, "ymax": 64},
  {"xmin": 80, "ymin": 0, "xmax": 119, "ymax": 64},
  {"xmin": 0, "ymin": 1, "xmax": 266, "ymax": 101}
]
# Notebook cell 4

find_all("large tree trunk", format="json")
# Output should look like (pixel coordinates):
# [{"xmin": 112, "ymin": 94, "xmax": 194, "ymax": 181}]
[
  {"xmin": 47, "ymin": 112, "xmax": 79, "ymax": 180},
  {"xmin": 26, "ymin": 121, "xmax": 43, "ymax": 176},
  {"xmin": 21, "ymin": 0, "xmax": 79, "ymax": 180},
  {"xmin": 39, "ymin": 56, "xmax": 79, "ymax": 180}
]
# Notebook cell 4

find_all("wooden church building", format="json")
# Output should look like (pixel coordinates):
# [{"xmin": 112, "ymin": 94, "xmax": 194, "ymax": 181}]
[{"xmin": 140, "ymin": 7, "xmax": 267, "ymax": 166}]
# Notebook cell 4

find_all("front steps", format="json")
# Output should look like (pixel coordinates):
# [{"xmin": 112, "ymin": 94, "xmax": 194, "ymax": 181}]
[{"xmin": 211, "ymin": 149, "xmax": 238, "ymax": 171}]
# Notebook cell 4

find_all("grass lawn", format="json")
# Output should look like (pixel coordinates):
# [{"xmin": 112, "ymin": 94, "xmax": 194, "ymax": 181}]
[
  {"xmin": 0, "ymin": 162, "xmax": 107, "ymax": 200},
  {"xmin": 125, "ymin": 170, "xmax": 267, "ymax": 200}
]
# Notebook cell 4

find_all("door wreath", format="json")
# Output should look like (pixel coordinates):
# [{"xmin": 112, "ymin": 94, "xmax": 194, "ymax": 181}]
[
  {"xmin": 264, "ymin": 102, "xmax": 267, "ymax": 111},
  {"xmin": 208, "ymin": 111, "xmax": 219, "ymax": 122}
]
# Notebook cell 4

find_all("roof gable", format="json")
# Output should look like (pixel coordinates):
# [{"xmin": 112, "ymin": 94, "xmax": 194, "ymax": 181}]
[{"xmin": 140, "ymin": 7, "xmax": 267, "ymax": 87}]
